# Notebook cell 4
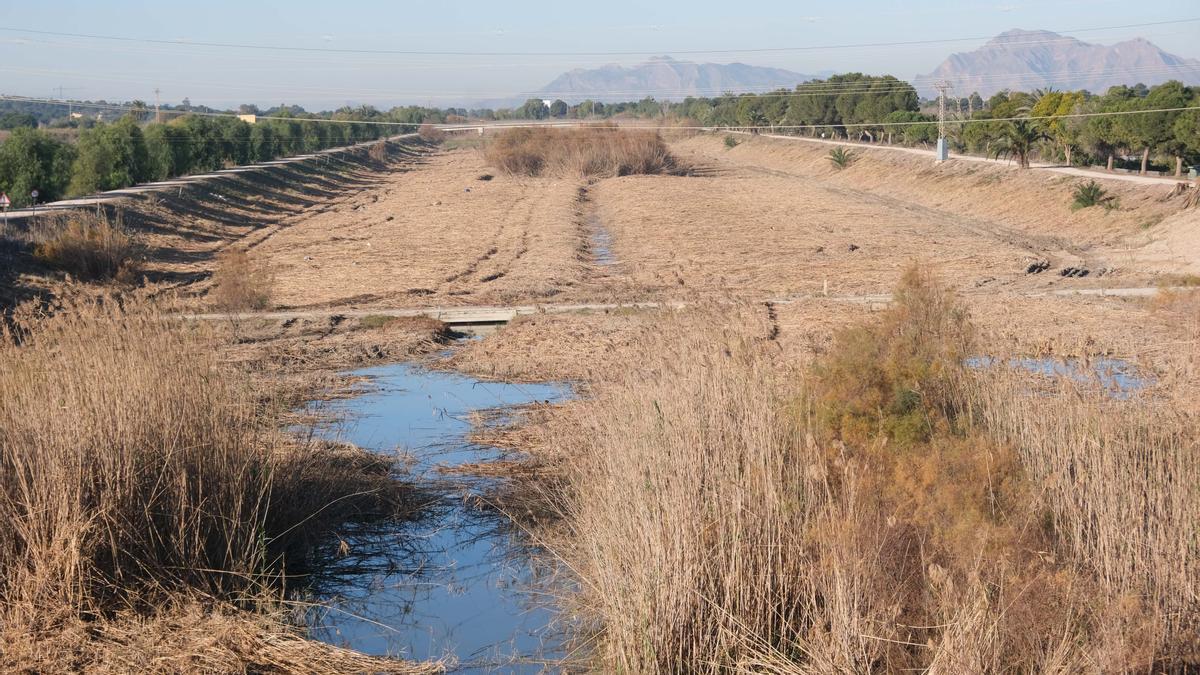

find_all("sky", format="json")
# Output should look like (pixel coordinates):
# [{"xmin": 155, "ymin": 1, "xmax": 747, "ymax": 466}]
[{"xmin": 0, "ymin": 0, "xmax": 1197, "ymax": 110}]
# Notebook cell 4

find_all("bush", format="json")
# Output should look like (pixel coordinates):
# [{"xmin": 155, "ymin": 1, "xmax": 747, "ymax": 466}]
[
  {"xmin": 724, "ymin": 135, "xmax": 739, "ymax": 148},
  {"xmin": 368, "ymin": 139, "xmax": 390, "ymax": 163},
  {"xmin": 209, "ymin": 247, "xmax": 272, "ymax": 310},
  {"xmin": 485, "ymin": 125, "xmax": 675, "ymax": 178},
  {"xmin": 32, "ymin": 212, "xmax": 138, "ymax": 282},
  {"xmin": 827, "ymin": 146, "xmax": 856, "ymax": 170},
  {"xmin": 1071, "ymin": 179, "xmax": 1117, "ymax": 210},
  {"xmin": 417, "ymin": 123, "xmax": 445, "ymax": 143}
]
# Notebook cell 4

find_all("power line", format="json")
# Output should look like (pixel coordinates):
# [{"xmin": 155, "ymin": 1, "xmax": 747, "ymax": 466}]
[
  {"xmin": 2, "ymin": 62, "xmax": 1193, "ymax": 103},
  {"xmin": 0, "ymin": 18, "xmax": 1196, "ymax": 57},
  {"xmin": 4, "ymin": 96, "xmax": 1196, "ymax": 133}
]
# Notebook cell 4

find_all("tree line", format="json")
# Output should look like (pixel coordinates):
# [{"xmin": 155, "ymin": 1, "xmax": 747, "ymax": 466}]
[
  {"xmin": 0, "ymin": 108, "xmax": 411, "ymax": 207},
  {"xmin": 501, "ymin": 76, "xmax": 1199, "ymax": 176},
  {"xmin": 3, "ymin": 76, "xmax": 1196, "ymax": 207}
]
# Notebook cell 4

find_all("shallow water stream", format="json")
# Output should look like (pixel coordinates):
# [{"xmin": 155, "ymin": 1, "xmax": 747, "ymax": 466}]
[{"xmin": 305, "ymin": 362, "xmax": 569, "ymax": 671}]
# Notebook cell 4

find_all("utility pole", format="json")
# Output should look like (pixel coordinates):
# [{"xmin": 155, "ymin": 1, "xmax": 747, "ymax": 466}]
[
  {"xmin": 53, "ymin": 85, "xmax": 79, "ymax": 117},
  {"xmin": 934, "ymin": 80, "xmax": 951, "ymax": 163},
  {"xmin": 154, "ymin": 87, "xmax": 162, "ymax": 123}
]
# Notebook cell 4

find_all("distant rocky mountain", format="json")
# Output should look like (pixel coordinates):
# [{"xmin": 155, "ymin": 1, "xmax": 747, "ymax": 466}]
[
  {"xmin": 532, "ymin": 56, "xmax": 816, "ymax": 103},
  {"xmin": 913, "ymin": 29, "xmax": 1200, "ymax": 98}
]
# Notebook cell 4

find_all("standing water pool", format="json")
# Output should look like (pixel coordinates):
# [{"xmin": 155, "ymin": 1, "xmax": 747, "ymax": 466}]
[{"xmin": 304, "ymin": 362, "xmax": 570, "ymax": 672}]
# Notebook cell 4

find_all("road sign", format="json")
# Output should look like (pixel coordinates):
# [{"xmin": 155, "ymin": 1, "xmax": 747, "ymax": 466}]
[
  {"xmin": 0, "ymin": 193, "xmax": 9, "ymax": 208},
  {"xmin": 30, "ymin": 189, "xmax": 39, "ymax": 200}
]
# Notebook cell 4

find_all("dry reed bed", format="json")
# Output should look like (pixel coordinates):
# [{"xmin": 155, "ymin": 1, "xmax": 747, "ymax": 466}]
[
  {"xmin": 534, "ymin": 270, "xmax": 1197, "ymax": 672},
  {"xmin": 485, "ymin": 125, "xmax": 676, "ymax": 178},
  {"xmin": 0, "ymin": 297, "xmax": 438, "ymax": 672}
]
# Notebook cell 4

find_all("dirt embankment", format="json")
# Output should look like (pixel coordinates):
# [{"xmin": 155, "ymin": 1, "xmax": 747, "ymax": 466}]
[
  {"xmin": 674, "ymin": 133, "xmax": 1200, "ymax": 277},
  {"xmin": 1, "ymin": 140, "xmax": 437, "ymax": 309}
]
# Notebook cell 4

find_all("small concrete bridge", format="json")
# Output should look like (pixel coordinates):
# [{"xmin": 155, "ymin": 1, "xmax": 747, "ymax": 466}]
[{"xmin": 182, "ymin": 285, "xmax": 1188, "ymax": 328}]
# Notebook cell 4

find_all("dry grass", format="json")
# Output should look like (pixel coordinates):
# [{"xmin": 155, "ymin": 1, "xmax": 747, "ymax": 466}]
[
  {"xmin": 210, "ymin": 246, "xmax": 273, "ymax": 310},
  {"xmin": 253, "ymin": 149, "xmax": 589, "ymax": 309},
  {"xmin": 0, "ymin": 296, "xmax": 433, "ymax": 671},
  {"xmin": 31, "ymin": 211, "xmax": 138, "ymax": 282},
  {"xmin": 418, "ymin": 123, "xmax": 446, "ymax": 144},
  {"xmin": 538, "ymin": 268, "xmax": 1198, "ymax": 672},
  {"xmin": 485, "ymin": 124, "xmax": 676, "ymax": 178},
  {"xmin": 368, "ymin": 138, "xmax": 391, "ymax": 163},
  {"xmin": 3, "ymin": 599, "xmax": 441, "ymax": 674}
]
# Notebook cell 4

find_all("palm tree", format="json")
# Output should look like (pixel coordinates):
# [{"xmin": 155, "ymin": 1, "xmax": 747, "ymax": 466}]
[{"xmin": 989, "ymin": 108, "xmax": 1046, "ymax": 169}]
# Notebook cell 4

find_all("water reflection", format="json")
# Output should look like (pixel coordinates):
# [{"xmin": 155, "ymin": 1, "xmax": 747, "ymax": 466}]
[{"xmin": 304, "ymin": 363, "xmax": 569, "ymax": 672}]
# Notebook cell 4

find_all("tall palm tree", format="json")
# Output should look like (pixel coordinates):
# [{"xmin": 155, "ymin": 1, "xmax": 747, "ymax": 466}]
[{"xmin": 989, "ymin": 108, "xmax": 1046, "ymax": 169}]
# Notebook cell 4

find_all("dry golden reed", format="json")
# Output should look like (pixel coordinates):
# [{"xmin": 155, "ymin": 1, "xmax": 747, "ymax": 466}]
[
  {"xmin": 210, "ymin": 246, "xmax": 273, "ymax": 310},
  {"xmin": 32, "ymin": 211, "xmax": 137, "ymax": 282},
  {"xmin": 0, "ymin": 297, "xmax": 434, "ymax": 672},
  {"xmin": 485, "ymin": 124, "xmax": 675, "ymax": 178},
  {"xmin": 543, "ymin": 268, "xmax": 1198, "ymax": 673}
]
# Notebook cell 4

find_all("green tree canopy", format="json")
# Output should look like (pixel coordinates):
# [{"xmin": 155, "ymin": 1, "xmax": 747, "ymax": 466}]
[
  {"xmin": 0, "ymin": 128, "xmax": 75, "ymax": 206},
  {"xmin": 69, "ymin": 116, "xmax": 150, "ymax": 195}
]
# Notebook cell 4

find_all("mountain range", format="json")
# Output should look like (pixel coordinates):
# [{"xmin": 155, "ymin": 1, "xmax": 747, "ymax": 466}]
[
  {"xmin": 512, "ymin": 31, "xmax": 1198, "ymax": 106},
  {"xmin": 531, "ymin": 56, "xmax": 818, "ymax": 103},
  {"xmin": 912, "ymin": 29, "xmax": 1200, "ymax": 98}
]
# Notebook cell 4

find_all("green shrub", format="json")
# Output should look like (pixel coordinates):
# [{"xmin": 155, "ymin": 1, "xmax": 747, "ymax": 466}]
[
  {"xmin": 724, "ymin": 135, "xmax": 739, "ymax": 149},
  {"xmin": 1071, "ymin": 180, "xmax": 1116, "ymax": 210},
  {"xmin": 827, "ymin": 146, "xmax": 856, "ymax": 170}
]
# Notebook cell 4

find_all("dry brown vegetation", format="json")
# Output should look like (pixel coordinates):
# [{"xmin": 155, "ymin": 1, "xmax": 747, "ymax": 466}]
[
  {"xmin": 485, "ymin": 124, "xmax": 675, "ymax": 178},
  {"xmin": 210, "ymin": 246, "xmax": 273, "ymax": 310},
  {"xmin": 417, "ymin": 123, "xmax": 446, "ymax": 144},
  {"xmin": 536, "ymin": 269, "xmax": 1197, "ymax": 673},
  {"xmin": 0, "ymin": 297, "xmax": 436, "ymax": 672},
  {"xmin": 31, "ymin": 211, "xmax": 138, "ymax": 282}
]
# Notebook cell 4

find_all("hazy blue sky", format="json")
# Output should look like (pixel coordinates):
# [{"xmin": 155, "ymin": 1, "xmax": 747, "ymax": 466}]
[{"xmin": 1, "ymin": 0, "xmax": 1197, "ymax": 109}]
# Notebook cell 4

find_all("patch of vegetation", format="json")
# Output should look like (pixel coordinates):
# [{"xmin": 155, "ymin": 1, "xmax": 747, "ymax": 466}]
[
  {"xmin": 417, "ymin": 123, "xmax": 446, "ymax": 143},
  {"xmin": 359, "ymin": 314, "xmax": 399, "ymax": 329},
  {"xmin": 549, "ymin": 267, "xmax": 1198, "ymax": 672},
  {"xmin": 32, "ymin": 212, "xmax": 138, "ymax": 282},
  {"xmin": 1071, "ymin": 180, "xmax": 1117, "ymax": 210},
  {"xmin": 0, "ymin": 298, "xmax": 428, "ymax": 672},
  {"xmin": 209, "ymin": 247, "xmax": 272, "ymax": 310},
  {"xmin": 724, "ymin": 135, "xmax": 739, "ymax": 149},
  {"xmin": 485, "ymin": 124, "xmax": 675, "ymax": 178},
  {"xmin": 826, "ymin": 146, "xmax": 857, "ymax": 170}
]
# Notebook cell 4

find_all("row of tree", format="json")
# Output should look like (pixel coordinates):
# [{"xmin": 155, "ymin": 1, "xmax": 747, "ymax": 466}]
[
  {"xmin": 960, "ymin": 82, "xmax": 1199, "ymax": 175},
  {"xmin": 0, "ymin": 109, "xmax": 408, "ymax": 207},
  {"xmin": 512, "ymin": 76, "xmax": 1198, "ymax": 176}
]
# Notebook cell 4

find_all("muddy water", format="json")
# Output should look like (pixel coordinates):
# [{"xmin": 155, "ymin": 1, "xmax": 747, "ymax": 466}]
[
  {"xmin": 305, "ymin": 362, "xmax": 569, "ymax": 671},
  {"xmin": 585, "ymin": 210, "xmax": 617, "ymax": 266}
]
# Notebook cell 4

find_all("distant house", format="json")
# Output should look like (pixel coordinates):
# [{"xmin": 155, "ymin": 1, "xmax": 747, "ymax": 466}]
[
  {"xmin": 69, "ymin": 112, "xmax": 83, "ymax": 119},
  {"xmin": 237, "ymin": 114, "xmax": 258, "ymax": 124}
]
